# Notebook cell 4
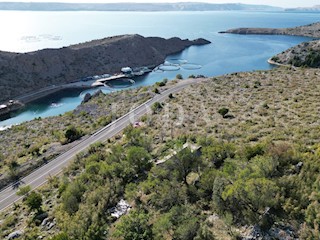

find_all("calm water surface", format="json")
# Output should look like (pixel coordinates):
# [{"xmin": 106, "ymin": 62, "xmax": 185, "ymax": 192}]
[{"xmin": 0, "ymin": 11, "xmax": 318, "ymax": 127}]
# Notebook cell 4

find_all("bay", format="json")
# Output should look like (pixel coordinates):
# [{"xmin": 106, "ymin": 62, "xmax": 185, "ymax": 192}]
[{"xmin": 0, "ymin": 11, "xmax": 318, "ymax": 127}]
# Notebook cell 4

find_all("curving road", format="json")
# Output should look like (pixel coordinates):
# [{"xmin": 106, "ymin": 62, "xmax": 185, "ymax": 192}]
[{"xmin": 0, "ymin": 78, "xmax": 205, "ymax": 212}]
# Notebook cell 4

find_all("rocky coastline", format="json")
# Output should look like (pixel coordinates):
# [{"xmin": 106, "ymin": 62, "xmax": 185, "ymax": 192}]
[
  {"xmin": 0, "ymin": 35, "xmax": 210, "ymax": 106},
  {"xmin": 220, "ymin": 22, "xmax": 320, "ymax": 68}
]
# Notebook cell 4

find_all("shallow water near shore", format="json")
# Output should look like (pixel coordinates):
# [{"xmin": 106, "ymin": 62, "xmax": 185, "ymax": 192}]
[{"xmin": 0, "ymin": 11, "xmax": 318, "ymax": 127}]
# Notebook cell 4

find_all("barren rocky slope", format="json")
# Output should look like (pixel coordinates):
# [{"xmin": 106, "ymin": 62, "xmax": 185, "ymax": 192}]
[
  {"xmin": 0, "ymin": 34, "xmax": 210, "ymax": 102},
  {"xmin": 220, "ymin": 22, "xmax": 320, "ymax": 38}
]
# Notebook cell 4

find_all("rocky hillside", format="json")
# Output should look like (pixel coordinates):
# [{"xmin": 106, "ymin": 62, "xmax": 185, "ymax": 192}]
[
  {"xmin": 271, "ymin": 39, "xmax": 320, "ymax": 67},
  {"xmin": 0, "ymin": 34, "xmax": 210, "ymax": 102},
  {"xmin": 2, "ymin": 67, "xmax": 320, "ymax": 239},
  {"xmin": 220, "ymin": 22, "xmax": 320, "ymax": 38}
]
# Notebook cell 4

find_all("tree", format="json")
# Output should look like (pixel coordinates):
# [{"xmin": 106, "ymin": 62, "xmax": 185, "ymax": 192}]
[
  {"xmin": 153, "ymin": 205, "xmax": 200, "ymax": 240},
  {"xmin": 62, "ymin": 180, "xmax": 86, "ymax": 215},
  {"xmin": 222, "ymin": 177, "xmax": 279, "ymax": 224},
  {"xmin": 126, "ymin": 146, "xmax": 152, "ymax": 176},
  {"xmin": 113, "ymin": 210, "xmax": 153, "ymax": 240},
  {"xmin": 25, "ymin": 192, "xmax": 42, "ymax": 212},
  {"xmin": 64, "ymin": 126, "xmax": 82, "ymax": 143},
  {"xmin": 218, "ymin": 108, "xmax": 229, "ymax": 118},
  {"xmin": 202, "ymin": 141, "xmax": 235, "ymax": 168},
  {"xmin": 170, "ymin": 147, "xmax": 200, "ymax": 185}
]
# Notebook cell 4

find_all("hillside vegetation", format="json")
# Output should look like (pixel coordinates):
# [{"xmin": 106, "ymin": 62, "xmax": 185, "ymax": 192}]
[
  {"xmin": 1, "ymin": 67, "xmax": 320, "ymax": 239},
  {"xmin": 271, "ymin": 40, "xmax": 320, "ymax": 68}
]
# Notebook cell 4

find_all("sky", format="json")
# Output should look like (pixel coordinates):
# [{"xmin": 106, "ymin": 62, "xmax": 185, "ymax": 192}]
[{"xmin": 2, "ymin": 0, "xmax": 319, "ymax": 8}]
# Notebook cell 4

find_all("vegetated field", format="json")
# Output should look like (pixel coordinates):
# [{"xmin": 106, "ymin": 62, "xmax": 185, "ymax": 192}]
[
  {"xmin": 151, "ymin": 67, "xmax": 320, "ymax": 146},
  {"xmin": 1, "ymin": 67, "xmax": 320, "ymax": 239},
  {"xmin": 0, "ymin": 85, "xmax": 155, "ymax": 187}
]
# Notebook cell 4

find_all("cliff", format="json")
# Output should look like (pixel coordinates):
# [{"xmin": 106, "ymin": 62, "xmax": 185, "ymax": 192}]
[
  {"xmin": 0, "ymin": 35, "xmax": 210, "ymax": 102},
  {"xmin": 219, "ymin": 22, "xmax": 320, "ymax": 38}
]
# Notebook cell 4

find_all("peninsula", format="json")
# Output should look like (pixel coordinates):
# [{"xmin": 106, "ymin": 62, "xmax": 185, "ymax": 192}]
[
  {"xmin": 0, "ymin": 35, "xmax": 210, "ymax": 104},
  {"xmin": 219, "ymin": 22, "xmax": 320, "ymax": 38},
  {"xmin": 220, "ymin": 22, "xmax": 320, "ymax": 68}
]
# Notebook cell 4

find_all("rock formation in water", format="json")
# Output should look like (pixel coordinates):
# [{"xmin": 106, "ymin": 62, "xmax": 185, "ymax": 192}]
[{"xmin": 0, "ymin": 34, "xmax": 210, "ymax": 102}]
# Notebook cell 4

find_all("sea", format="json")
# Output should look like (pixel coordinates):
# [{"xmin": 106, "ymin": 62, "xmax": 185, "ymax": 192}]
[{"xmin": 0, "ymin": 10, "xmax": 319, "ymax": 128}]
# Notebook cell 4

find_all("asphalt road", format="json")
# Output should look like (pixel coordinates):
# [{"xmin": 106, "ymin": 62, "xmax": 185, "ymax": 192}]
[{"xmin": 0, "ymin": 78, "xmax": 205, "ymax": 212}]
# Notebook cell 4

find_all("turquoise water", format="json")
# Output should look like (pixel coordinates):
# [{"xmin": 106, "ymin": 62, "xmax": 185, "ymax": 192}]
[{"xmin": 0, "ymin": 11, "xmax": 318, "ymax": 127}]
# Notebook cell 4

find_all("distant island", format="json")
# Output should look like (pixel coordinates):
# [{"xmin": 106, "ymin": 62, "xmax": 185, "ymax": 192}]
[
  {"xmin": 0, "ymin": 35, "xmax": 210, "ymax": 104},
  {"xmin": 0, "ymin": 2, "xmax": 282, "ymax": 11},
  {"xmin": 219, "ymin": 22, "xmax": 320, "ymax": 38},
  {"xmin": 285, "ymin": 5, "xmax": 320, "ymax": 12}
]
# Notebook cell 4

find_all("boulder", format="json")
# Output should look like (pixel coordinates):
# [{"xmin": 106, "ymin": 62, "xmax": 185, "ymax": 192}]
[
  {"xmin": 81, "ymin": 93, "xmax": 92, "ymax": 104},
  {"xmin": 7, "ymin": 230, "xmax": 23, "ymax": 239}
]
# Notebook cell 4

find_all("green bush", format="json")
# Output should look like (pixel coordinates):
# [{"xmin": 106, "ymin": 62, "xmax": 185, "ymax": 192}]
[
  {"xmin": 25, "ymin": 192, "xmax": 42, "ymax": 212},
  {"xmin": 64, "ymin": 126, "xmax": 83, "ymax": 143},
  {"xmin": 218, "ymin": 108, "xmax": 229, "ymax": 118}
]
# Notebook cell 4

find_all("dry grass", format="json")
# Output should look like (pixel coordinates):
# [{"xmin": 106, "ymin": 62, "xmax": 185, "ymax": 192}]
[{"xmin": 143, "ymin": 67, "xmax": 320, "ymax": 150}]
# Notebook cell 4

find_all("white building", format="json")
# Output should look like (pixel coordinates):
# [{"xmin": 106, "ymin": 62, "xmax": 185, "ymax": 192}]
[{"xmin": 121, "ymin": 67, "xmax": 133, "ymax": 75}]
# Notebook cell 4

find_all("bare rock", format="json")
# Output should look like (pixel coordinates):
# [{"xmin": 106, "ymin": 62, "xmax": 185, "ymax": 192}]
[
  {"xmin": 92, "ymin": 89, "xmax": 103, "ymax": 98},
  {"xmin": 81, "ymin": 93, "xmax": 92, "ymax": 104},
  {"xmin": 7, "ymin": 230, "xmax": 23, "ymax": 239}
]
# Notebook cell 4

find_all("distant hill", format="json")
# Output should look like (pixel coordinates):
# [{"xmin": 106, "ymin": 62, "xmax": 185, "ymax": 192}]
[
  {"xmin": 0, "ymin": 2, "xmax": 282, "ymax": 11},
  {"xmin": 286, "ymin": 5, "xmax": 320, "ymax": 12}
]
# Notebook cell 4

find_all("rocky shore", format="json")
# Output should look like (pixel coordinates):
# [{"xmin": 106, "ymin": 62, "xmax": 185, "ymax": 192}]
[
  {"xmin": 270, "ymin": 40, "xmax": 320, "ymax": 68},
  {"xmin": 0, "ymin": 35, "xmax": 210, "ymax": 104},
  {"xmin": 219, "ymin": 22, "xmax": 320, "ymax": 38}
]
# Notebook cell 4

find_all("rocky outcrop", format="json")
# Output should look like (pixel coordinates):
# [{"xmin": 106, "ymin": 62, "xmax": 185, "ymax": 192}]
[
  {"xmin": 270, "ymin": 40, "xmax": 320, "ymax": 68},
  {"xmin": 0, "ymin": 34, "xmax": 210, "ymax": 102},
  {"xmin": 220, "ymin": 22, "xmax": 320, "ymax": 38}
]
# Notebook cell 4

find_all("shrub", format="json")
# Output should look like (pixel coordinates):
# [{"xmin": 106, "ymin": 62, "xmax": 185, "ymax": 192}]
[
  {"xmin": 64, "ymin": 126, "xmax": 83, "ymax": 143},
  {"xmin": 218, "ymin": 108, "xmax": 229, "ymax": 118},
  {"xmin": 152, "ymin": 102, "xmax": 163, "ymax": 114},
  {"xmin": 25, "ymin": 192, "xmax": 42, "ymax": 212},
  {"xmin": 154, "ymin": 88, "xmax": 160, "ymax": 94},
  {"xmin": 176, "ymin": 74, "xmax": 183, "ymax": 80},
  {"xmin": 17, "ymin": 185, "xmax": 31, "ymax": 196}
]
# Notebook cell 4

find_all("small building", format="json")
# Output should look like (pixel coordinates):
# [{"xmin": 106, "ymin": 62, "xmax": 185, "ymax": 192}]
[
  {"xmin": 121, "ymin": 67, "xmax": 133, "ymax": 75},
  {"xmin": 0, "ymin": 104, "xmax": 7, "ymax": 110}
]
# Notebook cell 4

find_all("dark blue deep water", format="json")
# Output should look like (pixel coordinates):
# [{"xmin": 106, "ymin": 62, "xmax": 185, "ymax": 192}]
[{"xmin": 0, "ymin": 11, "xmax": 318, "ymax": 128}]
